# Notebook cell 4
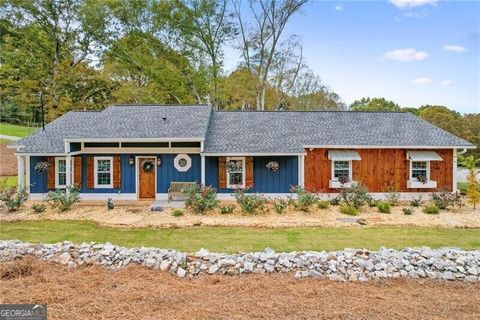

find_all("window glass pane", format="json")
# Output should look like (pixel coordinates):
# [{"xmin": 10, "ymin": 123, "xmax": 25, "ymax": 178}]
[
  {"xmin": 227, "ymin": 159, "xmax": 243, "ymax": 186},
  {"xmin": 411, "ymin": 161, "xmax": 427, "ymax": 179},
  {"xmin": 97, "ymin": 159, "xmax": 111, "ymax": 186},
  {"xmin": 57, "ymin": 159, "xmax": 66, "ymax": 186},
  {"xmin": 333, "ymin": 161, "xmax": 350, "ymax": 179}
]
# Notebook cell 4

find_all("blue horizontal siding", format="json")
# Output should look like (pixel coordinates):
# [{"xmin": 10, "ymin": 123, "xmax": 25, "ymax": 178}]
[{"xmin": 205, "ymin": 156, "xmax": 298, "ymax": 193}]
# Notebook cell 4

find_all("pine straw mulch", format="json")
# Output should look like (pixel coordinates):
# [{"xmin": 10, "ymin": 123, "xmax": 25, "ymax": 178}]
[{"xmin": 1, "ymin": 257, "xmax": 479, "ymax": 320}]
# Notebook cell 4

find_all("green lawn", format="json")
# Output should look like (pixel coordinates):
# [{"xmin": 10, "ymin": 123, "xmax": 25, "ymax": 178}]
[
  {"xmin": 0, "ymin": 122, "xmax": 37, "ymax": 137},
  {"xmin": 1, "ymin": 221, "xmax": 479, "ymax": 253},
  {"xmin": 0, "ymin": 176, "xmax": 17, "ymax": 191}
]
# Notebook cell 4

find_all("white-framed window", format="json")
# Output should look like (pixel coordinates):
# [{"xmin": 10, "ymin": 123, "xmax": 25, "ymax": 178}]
[
  {"xmin": 226, "ymin": 157, "xmax": 245, "ymax": 189},
  {"xmin": 410, "ymin": 161, "xmax": 429, "ymax": 181},
  {"xmin": 331, "ymin": 160, "xmax": 352, "ymax": 181},
  {"xmin": 55, "ymin": 157, "xmax": 66, "ymax": 189},
  {"xmin": 94, "ymin": 156, "xmax": 113, "ymax": 188}
]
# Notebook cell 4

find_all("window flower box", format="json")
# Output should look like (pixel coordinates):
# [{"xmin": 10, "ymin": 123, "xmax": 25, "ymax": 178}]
[{"xmin": 407, "ymin": 180, "xmax": 437, "ymax": 189}]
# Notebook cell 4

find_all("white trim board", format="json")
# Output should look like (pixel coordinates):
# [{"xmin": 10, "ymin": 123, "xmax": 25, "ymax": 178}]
[
  {"xmin": 65, "ymin": 138, "xmax": 204, "ymax": 143},
  {"xmin": 304, "ymin": 145, "xmax": 475, "ymax": 150}
]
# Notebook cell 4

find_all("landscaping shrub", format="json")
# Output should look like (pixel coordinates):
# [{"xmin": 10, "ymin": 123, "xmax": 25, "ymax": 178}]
[
  {"xmin": 458, "ymin": 155, "xmax": 479, "ymax": 209},
  {"xmin": 291, "ymin": 186, "xmax": 317, "ymax": 212},
  {"xmin": 45, "ymin": 186, "xmax": 80, "ymax": 211},
  {"xmin": 377, "ymin": 201, "xmax": 391, "ymax": 214},
  {"xmin": 234, "ymin": 189, "xmax": 267, "ymax": 214},
  {"xmin": 0, "ymin": 188, "xmax": 29, "ymax": 212},
  {"xmin": 172, "ymin": 209, "xmax": 184, "ymax": 217},
  {"xmin": 182, "ymin": 185, "xmax": 218, "ymax": 215},
  {"xmin": 385, "ymin": 183, "xmax": 400, "ymax": 206},
  {"xmin": 329, "ymin": 196, "xmax": 341, "ymax": 206},
  {"xmin": 422, "ymin": 205, "xmax": 440, "ymax": 214},
  {"xmin": 431, "ymin": 188, "xmax": 462, "ymax": 210},
  {"xmin": 366, "ymin": 196, "xmax": 379, "ymax": 208},
  {"xmin": 31, "ymin": 203, "xmax": 47, "ymax": 213},
  {"xmin": 402, "ymin": 207, "xmax": 413, "ymax": 215},
  {"xmin": 409, "ymin": 196, "xmax": 423, "ymax": 207},
  {"xmin": 273, "ymin": 199, "xmax": 289, "ymax": 214},
  {"xmin": 340, "ymin": 183, "xmax": 369, "ymax": 209},
  {"xmin": 339, "ymin": 205, "xmax": 358, "ymax": 216},
  {"xmin": 219, "ymin": 204, "xmax": 236, "ymax": 215},
  {"xmin": 317, "ymin": 200, "xmax": 330, "ymax": 210}
]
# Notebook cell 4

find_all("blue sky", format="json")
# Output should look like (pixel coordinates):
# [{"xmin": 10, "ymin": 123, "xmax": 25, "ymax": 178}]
[{"xmin": 224, "ymin": 0, "xmax": 479, "ymax": 114}]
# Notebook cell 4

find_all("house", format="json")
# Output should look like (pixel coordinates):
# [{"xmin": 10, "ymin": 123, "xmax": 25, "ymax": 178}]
[{"xmin": 10, "ymin": 104, "xmax": 475, "ymax": 200}]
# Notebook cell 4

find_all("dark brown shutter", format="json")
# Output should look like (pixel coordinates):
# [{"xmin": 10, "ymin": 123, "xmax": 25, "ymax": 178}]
[
  {"xmin": 218, "ymin": 157, "xmax": 226, "ymax": 188},
  {"xmin": 86, "ymin": 156, "xmax": 94, "ymax": 189},
  {"xmin": 245, "ymin": 157, "xmax": 254, "ymax": 188},
  {"xmin": 113, "ymin": 156, "xmax": 121, "ymax": 189},
  {"xmin": 47, "ymin": 156, "xmax": 55, "ymax": 189},
  {"xmin": 74, "ymin": 156, "xmax": 82, "ymax": 188}
]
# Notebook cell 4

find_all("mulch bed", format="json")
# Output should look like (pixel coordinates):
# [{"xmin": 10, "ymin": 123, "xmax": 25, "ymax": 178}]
[{"xmin": 1, "ymin": 256, "xmax": 479, "ymax": 319}]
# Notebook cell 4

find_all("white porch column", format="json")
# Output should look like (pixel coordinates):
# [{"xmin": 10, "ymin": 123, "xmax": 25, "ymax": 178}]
[
  {"xmin": 201, "ymin": 155, "xmax": 206, "ymax": 186},
  {"xmin": 25, "ymin": 155, "xmax": 30, "ymax": 193},
  {"xmin": 65, "ymin": 155, "xmax": 72, "ymax": 192},
  {"xmin": 298, "ymin": 155, "xmax": 305, "ymax": 187},
  {"xmin": 17, "ymin": 156, "xmax": 25, "ymax": 190}
]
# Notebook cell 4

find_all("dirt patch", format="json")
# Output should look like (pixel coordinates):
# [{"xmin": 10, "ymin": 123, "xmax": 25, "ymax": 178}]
[
  {"xmin": 2, "ymin": 201, "xmax": 479, "ymax": 229},
  {"xmin": 0, "ymin": 257, "xmax": 479, "ymax": 320},
  {"xmin": 0, "ymin": 143, "xmax": 16, "ymax": 176}
]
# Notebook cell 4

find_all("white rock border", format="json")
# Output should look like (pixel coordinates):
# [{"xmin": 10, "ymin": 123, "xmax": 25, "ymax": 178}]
[{"xmin": 0, "ymin": 241, "xmax": 478, "ymax": 282}]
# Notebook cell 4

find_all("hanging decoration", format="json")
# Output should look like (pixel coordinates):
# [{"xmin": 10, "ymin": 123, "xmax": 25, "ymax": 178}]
[
  {"xmin": 338, "ymin": 175, "xmax": 350, "ymax": 185},
  {"xmin": 142, "ymin": 160, "xmax": 154, "ymax": 172},
  {"xmin": 227, "ymin": 160, "xmax": 243, "ymax": 173},
  {"xmin": 266, "ymin": 161, "xmax": 279, "ymax": 172},
  {"xmin": 34, "ymin": 161, "xmax": 50, "ymax": 173}
]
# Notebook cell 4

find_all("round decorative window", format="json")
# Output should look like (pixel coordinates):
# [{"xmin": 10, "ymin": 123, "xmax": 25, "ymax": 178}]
[{"xmin": 174, "ymin": 154, "xmax": 191, "ymax": 172}]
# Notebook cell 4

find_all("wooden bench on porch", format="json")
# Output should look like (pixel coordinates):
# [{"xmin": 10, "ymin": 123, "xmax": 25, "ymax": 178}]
[{"xmin": 168, "ymin": 182, "xmax": 197, "ymax": 202}]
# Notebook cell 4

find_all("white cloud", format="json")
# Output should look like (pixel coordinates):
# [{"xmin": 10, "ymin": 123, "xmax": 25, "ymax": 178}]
[
  {"xmin": 381, "ymin": 48, "xmax": 429, "ymax": 61},
  {"xmin": 334, "ymin": 5, "xmax": 343, "ymax": 11},
  {"xmin": 390, "ymin": 0, "xmax": 438, "ymax": 9},
  {"xmin": 412, "ymin": 77, "xmax": 433, "ymax": 85},
  {"xmin": 443, "ymin": 45, "xmax": 468, "ymax": 52},
  {"xmin": 440, "ymin": 80, "xmax": 453, "ymax": 86}
]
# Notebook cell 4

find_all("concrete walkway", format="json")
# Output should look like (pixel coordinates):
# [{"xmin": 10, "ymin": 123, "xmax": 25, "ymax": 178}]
[{"xmin": 0, "ymin": 134, "xmax": 21, "ymax": 141}]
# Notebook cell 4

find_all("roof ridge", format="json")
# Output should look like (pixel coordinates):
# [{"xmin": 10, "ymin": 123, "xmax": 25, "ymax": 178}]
[
  {"xmin": 110, "ymin": 104, "xmax": 210, "ymax": 107},
  {"xmin": 214, "ymin": 110, "xmax": 410, "ymax": 114}
]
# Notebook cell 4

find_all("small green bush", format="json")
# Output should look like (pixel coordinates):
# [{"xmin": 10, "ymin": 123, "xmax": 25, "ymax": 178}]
[
  {"xmin": 234, "ymin": 189, "xmax": 267, "ymax": 214},
  {"xmin": 0, "ymin": 188, "xmax": 29, "ymax": 212},
  {"xmin": 366, "ymin": 196, "xmax": 379, "ymax": 208},
  {"xmin": 182, "ymin": 185, "xmax": 218, "ymax": 214},
  {"xmin": 273, "ymin": 199, "xmax": 289, "ymax": 214},
  {"xmin": 385, "ymin": 184, "xmax": 400, "ymax": 206},
  {"xmin": 377, "ymin": 201, "xmax": 391, "ymax": 214},
  {"xmin": 32, "ymin": 203, "xmax": 47, "ymax": 213},
  {"xmin": 219, "ymin": 204, "xmax": 236, "ymax": 215},
  {"xmin": 431, "ymin": 188, "xmax": 462, "ymax": 210},
  {"xmin": 172, "ymin": 209, "xmax": 184, "ymax": 217},
  {"xmin": 291, "ymin": 186, "xmax": 317, "ymax": 212},
  {"xmin": 45, "ymin": 186, "xmax": 80, "ymax": 211},
  {"xmin": 339, "ymin": 205, "xmax": 358, "ymax": 216},
  {"xmin": 402, "ymin": 207, "xmax": 413, "ymax": 215},
  {"xmin": 422, "ymin": 205, "xmax": 440, "ymax": 214},
  {"xmin": 340, "ymin": 183, "xmax": 370, "ymax": 209},
  {"xmin": 317, "ymin": 200, "xmax": 330, "ymax": 209},
  {"xmin": 329, "ymin": 196, "xmax": 341, "ymax": 206},
  {"xmin": 409, "ymin": 197, "xmax": 423, "ymax": 207}
]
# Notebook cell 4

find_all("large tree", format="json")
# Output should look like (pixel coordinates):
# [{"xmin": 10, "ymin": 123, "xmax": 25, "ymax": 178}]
[
  {"xmin": 234, "ymin": 0, "xmax": 307, "ymax": 110},
  {"xmin": 350, "ymin": 97, "xmax": 401, "ymax": 112}
]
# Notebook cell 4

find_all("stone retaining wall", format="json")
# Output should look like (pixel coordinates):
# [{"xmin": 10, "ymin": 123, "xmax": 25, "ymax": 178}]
[{"xmin": 1, "ymin": 240, "xmax": 478, "ymax": 281}]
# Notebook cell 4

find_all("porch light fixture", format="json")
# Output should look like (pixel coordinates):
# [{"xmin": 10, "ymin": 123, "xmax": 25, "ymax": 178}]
[
  {"xmin": 157, "ymin": 157, "xmax": 162, "ymax": 166},
  {"xmin": 128, "ymin": 156, "xmax": 135, "ymax": 166}
]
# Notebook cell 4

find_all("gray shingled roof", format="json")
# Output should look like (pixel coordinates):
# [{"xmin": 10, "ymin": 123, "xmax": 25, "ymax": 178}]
[
  {"xmin": 202, "ymin": 111, "xmax": 474, "ymax": 154},
  {"xmin": 13, "ymin": 106, "xmax": 474, "ymax": 154},
  {"xmin": 13, "ymin": 105, "xmax": 212, "ymax": 153}
]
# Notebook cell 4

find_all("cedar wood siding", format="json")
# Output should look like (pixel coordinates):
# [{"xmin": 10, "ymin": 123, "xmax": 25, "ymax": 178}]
[{"xmin": 304, "ymin": 148, "xmax": 453, "ymax": 193}]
